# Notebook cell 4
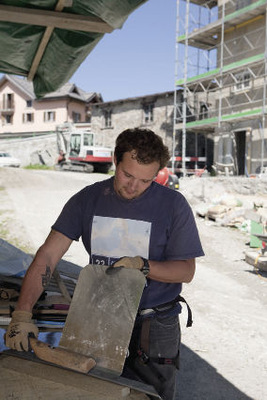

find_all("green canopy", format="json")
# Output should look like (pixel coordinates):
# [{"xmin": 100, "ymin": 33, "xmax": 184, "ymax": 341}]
[{"xmin": 0, "ymin": 0, "xmax": 147, "ymax": 98}]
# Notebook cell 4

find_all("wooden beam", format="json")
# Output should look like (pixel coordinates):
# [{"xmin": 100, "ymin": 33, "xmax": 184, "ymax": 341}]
[
  {"xmin": 27, "ymin": 26, "xmax": 54, "ymax": 82},
  {"xmin": 27, "ymin": 0, "xmax": 66, "ymax": 82},
  {"xmin": 0, "ymin": 4, "xmax": 113, "ymax": 34}
]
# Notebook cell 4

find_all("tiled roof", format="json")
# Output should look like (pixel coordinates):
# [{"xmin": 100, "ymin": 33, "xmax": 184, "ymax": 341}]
[
  {"xmin": 0, "ymin": 74, "xmax": 96, "ymax": 102},
  {"xmin": 94, "ymin": 90, "xmax": 175, "ymax": 106}
]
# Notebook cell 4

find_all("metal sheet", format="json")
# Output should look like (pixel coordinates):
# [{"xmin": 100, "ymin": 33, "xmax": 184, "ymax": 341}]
[{"xmin": 59, "ymin": 264, "xmax": 145, "ymax": 375}]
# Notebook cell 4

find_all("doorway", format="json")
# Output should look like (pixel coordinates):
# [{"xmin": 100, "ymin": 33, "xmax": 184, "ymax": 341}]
[{"xmin": 234, "ymin": 131, "xmax": 246, "ymax": 175}]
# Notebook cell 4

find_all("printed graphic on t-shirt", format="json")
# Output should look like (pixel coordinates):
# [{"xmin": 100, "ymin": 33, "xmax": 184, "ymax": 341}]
[{"xmin": 91, "ymin": 216, "xmax": 151, "ymax": 266}]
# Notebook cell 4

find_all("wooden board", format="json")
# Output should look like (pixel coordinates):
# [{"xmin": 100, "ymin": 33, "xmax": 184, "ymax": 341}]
[
  {"xmin": 59, "ymin": 264, "xmax": 145, "ymax": 375},
  {"xmin": 0, "ymin": 354, "xmax": 149, "ymax": 400},
  {"xmin": 4, "ymin": 349, "xmax": 160, "ymax": 397}
]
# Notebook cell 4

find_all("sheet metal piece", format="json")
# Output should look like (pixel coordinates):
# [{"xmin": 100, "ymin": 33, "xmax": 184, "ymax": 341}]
[{"xmin": 59, "ymin": 264, "xmax": 145, "ymax": 375}]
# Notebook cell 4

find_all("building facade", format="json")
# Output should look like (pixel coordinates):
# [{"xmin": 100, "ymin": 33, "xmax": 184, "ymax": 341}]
[
  {"xmin": 91, "ymin": 91, "xmax": 176, "ymax": 151},
  {"xmin": 0, "ymin": 74, "xmax": 102, "ymax": 138},
  {"xmin": 0, "ymin": 74, "xmax": 211, "ymax": 172},
  {"xmin": 175, "ymin": 0, "xmax": 267, "ymax": 175}
]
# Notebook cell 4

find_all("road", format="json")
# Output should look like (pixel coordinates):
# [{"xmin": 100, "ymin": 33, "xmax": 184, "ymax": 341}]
[{"xmin": 0, "ymin": 167, "xmax": 266, "ymax": 400}]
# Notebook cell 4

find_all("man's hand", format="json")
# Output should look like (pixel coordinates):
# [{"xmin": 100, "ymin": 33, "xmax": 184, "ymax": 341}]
[
  {"xmin": 5, "ymin": 310, "xmax": 39, "ymax": 351},
  {"xmin": 113, "ymin": 256, "xmax": 144, "ymax": 270}
]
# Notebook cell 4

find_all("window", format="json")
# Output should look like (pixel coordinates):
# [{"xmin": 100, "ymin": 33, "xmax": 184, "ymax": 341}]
[
  {"xmin": 83, "ymin": 133, "xmax": 94, "ymax": 146},
  {"xmin": 199, "ymin": 103, "xmax": 208, "ymax": 120},
  {"xmin": 69, "ymin": 134, "xmax": 81, "ymax": 156},
  {"xmin": 3, "ymin": 114, "xmax": 13, "ymax": 124},
  {"xmin": 236, "ymin": 0, "xmax": 250, "ymax": 10},
  {"xmin": 85, "ymin": 106, "xmax": 91, "ymax": 123},
  {"xmin": 143, "ymin": 103, "xmax": 154, "ymax": 123},
  {"xmin": 2, "ymin": 93, "xmax": 14, "ymax": 109},
  {"xmin": 72, "ymin": 112, "xmax": 81, "ymax": 123},
  {"xmin": 23, "ymin": 113, "xmax": 34, "ymax": 123},
  {"xmin": 26, "ymin": 100, "xmax": 32, "ymax": 108},
  {"xmin": 44, "ymin": 111, "xmax": 56, "ymax": 122},
  {"xmin": 234, "ymin": 71, "xmax": 251, "ymax": 91},
  {"xmin": 104, "ymin": 110, "xmax": 112, "ymax": 128}
]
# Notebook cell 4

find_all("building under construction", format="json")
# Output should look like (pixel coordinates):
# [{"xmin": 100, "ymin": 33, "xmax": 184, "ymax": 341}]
[{"xmin": 174, "ymin": 0, "xmax": 267, "ymax": 176}]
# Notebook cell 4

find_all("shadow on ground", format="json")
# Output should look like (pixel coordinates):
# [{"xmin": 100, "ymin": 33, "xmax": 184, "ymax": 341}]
[{"xmin": 177, "ymin": 344, "xmax": 253, "ymax": 400}]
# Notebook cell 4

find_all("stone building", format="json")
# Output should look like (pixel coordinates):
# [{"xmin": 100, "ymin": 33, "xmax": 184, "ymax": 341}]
[
  {"xmin": 91, "ymin": 91, "xmax": 176, "ymax": 152},
  {"xmin": 91, "ymin": 90, "xmax": 212, "ymax": 174}
]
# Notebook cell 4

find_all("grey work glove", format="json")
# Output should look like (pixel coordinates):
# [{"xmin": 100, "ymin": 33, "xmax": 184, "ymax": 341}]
[
  {"xmin": 5, "ymin": 310, "xmax": 39, "ymax": 351},
  {"xmin": 113, "ymin": 256, "xmax": 145, "ymax": 270}
]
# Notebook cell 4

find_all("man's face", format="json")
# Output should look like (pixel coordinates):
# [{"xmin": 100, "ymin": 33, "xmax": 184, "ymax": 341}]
[{"xmin": 114, "ymin": 151, "xmax": 160, "ymax": 200}]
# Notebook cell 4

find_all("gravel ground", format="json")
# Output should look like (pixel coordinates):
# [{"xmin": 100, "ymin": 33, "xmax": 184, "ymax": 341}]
[{"xmin": 0, "ymin": 167, "xmax": 266, "ymax": 400}]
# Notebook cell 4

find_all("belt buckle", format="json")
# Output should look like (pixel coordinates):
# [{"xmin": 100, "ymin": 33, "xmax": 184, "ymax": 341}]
[{"xmin": 139, "ymin": 308, "xmax": 154, "ymax": 316}]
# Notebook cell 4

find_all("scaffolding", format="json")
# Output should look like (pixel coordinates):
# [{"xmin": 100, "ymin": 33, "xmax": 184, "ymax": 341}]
[{"xmin": 174, "ymin": 0, "xmax": 267, "ymax": 176}]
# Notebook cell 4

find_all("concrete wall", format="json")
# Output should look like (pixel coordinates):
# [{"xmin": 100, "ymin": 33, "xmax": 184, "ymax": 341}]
[{"xmin": 0, "ymin": 134, "xmax": 58, "ymax": 167}]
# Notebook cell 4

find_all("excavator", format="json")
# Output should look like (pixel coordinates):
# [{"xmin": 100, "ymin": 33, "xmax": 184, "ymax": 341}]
[{"xmin": 56, "ymin": 123, "xmax": 113, "ymax": 174}]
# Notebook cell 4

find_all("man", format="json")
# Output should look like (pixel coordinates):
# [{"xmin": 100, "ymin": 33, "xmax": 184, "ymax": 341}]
[{"xmin": 5, "ymin": 128, "xmax": 204, "ymax": 400}]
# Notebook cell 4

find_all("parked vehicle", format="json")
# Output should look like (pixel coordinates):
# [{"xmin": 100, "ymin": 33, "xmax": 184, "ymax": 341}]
[{"xmin": 0, "ymin": 152, "xmax": 21, "ymax": 168}]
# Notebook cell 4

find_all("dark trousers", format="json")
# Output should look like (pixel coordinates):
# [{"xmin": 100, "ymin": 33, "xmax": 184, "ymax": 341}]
[{"xmin": 123, "ymin": 314, "xmax": 181, "ymax": 400}]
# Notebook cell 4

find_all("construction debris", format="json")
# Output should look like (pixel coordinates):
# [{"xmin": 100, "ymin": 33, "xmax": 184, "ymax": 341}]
[
  {"xmin": 182, "ymin": 178, "xmax": 267, "ymax": 272},
  {"xmin": 245, "ymin": 251, "xmax": 267, "ymax": 272}
]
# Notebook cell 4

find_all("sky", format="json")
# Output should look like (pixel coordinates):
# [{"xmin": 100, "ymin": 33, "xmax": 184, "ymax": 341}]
[{"xmin": 71, "ymin": 0, "xmax": 177, "ymax": 101}]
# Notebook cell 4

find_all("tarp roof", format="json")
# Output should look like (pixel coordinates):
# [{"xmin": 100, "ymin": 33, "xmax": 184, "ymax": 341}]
[{"xmin": 0, "ymin": 0, "xmax": 148, "ymax": 98}]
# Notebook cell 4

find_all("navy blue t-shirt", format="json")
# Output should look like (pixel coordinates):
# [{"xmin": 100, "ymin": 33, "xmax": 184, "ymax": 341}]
[{"xmin": 52, "ymin": 177, "xmax": 204, "ymax": 311}]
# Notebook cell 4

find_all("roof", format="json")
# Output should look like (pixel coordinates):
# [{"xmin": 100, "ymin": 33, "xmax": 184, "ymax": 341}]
[
  {"xmin": 0, "ymin": 74, "xmax": 102, "ymax": 102},
  {"xmin": 93, "ymin": 90, "xmax": 176, "ymax": 107},
  {"xmin": 0, "ymin": 0, "xmax": 148, "ymax": 98}
]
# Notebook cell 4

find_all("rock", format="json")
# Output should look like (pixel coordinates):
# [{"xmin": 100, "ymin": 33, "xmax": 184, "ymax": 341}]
[{"xmin": 245, "ymin": 251, "xmax": 267, "ymax": 272}]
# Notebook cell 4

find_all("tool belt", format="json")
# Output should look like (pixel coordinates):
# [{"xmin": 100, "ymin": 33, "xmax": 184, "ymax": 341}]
[
  {"xmin": 136, "ymin": 295, "xmax": 192, "ymax": 375},
  {"xmin": 138, "ymin": 294, "xmax": 193, "ymax": 327}
]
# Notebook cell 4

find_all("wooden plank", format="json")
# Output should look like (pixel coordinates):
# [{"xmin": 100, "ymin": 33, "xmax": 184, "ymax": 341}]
[
  {"xmin": 28, "ymin": 0, "xmax": 70, "ymax": 81},
  {"xmin": 0, "ymin": 354, "xmax": 148, "ymax": 400},
  {"xmin": 29, "ymin": 337, "xmax": 96, "ymax": 373},
  {"xmin": 27, "ymin": 26, "xmax": 54, "ymax": 82},
  {"xmin": 3, "ymin": 350, "xmax": 160, "ymax": 397},
  {"xmin": 0, "ymin": 5, "xmax": 113, "ymax": 33}
]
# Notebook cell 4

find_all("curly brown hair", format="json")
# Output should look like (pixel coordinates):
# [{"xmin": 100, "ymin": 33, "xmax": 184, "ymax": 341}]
[{"xmin": 114, "ymin": 128, "xmax": 170, "ymax": 170}]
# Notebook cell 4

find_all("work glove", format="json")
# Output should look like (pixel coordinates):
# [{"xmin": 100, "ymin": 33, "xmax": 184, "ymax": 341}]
[
  {"xmin": 113, "ymin": 256, "xmax": 144, "ymax": 270},
  {"xmin": 5, "ymin": 310, "xmax": 39, "ymax": 352},
  {"xmin": 113, "ymin": 256, "xmax": 150, "ymax": 277}
]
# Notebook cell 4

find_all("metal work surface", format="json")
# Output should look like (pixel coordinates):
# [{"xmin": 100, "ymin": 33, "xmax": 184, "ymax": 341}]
[{"xmin": 60, "ymin": 264, "xmax": 146, "ymax": 375}]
